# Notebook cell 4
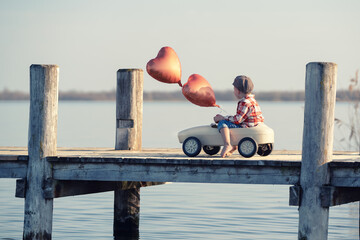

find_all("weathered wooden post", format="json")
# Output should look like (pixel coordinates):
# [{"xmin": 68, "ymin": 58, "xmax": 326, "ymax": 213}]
[
  {"xmin": 114, "ymin": 69, "xmax": 143, "ymax": 238},
  {"xmin": 113, "ymin": 187, "xmax": 140, "ymax": 239},
  {"xmin": 298, "ymin": 62, "xmax": 337, "ymax": 239},
  {"xmin": 115, "ymin": 69, "xmax": 143, "ymax": 151},
  {"xmin": 23, "ymin": 64, "xmax": 59, "ymax": 240}
]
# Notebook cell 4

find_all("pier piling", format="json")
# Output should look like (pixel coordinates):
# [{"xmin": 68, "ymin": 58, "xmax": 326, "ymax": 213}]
[
  {"xmin": 113, "ymin": 188, "xmax": 140, "ymax": 239},
  {"xmin": 115, "ymin": 69, "xmax": 143, "ymax": 151},
  {"xmin": 114, "ymin": 69, "xmax": 143, "ymax": 238},
  {"xmin": 298, "ymin": 62, "xmax": 337, "ymax": 239},
  {"xmin": 23, "ymin": 64, "xmax": 59, "ymax": 240}
]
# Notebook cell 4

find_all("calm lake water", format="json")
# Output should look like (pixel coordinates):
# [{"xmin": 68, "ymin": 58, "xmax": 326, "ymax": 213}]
[{"xmin": 0, "ymin": 101, "xmax": 358, "ymax": 239}]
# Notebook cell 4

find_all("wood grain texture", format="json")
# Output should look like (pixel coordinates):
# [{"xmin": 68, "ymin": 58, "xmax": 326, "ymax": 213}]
[
  {"xmin": 113, "ymin": 187, "xmax": 140, "ymax": 238},
  {"xmin": 0, "ymin": 160, "xmax": 27, "ymax": 178},
  {"xmin": 298, "ymin": 62, "xmax": 337, "ymax": 240},
  {"xmin": 115, "ymin": 69, "xmax": 143, "ymax": 150},
  {"xmin": 15, "ymin": 179, "xmax": 164, "ymax": 198},
  {"xmin": 50, "ymin": 160, "xmax": 301, "ymax": 184},
  {"xmin": 1, "ymin": 147, "xmax": 359, "ymax": 186},
  {"xmin": 23, "ymin": 64, "xmax": 59, "ymax": 240},
  {"xmin": 114, "ymin": 69, "xmax": 144, "ymax": 237}
]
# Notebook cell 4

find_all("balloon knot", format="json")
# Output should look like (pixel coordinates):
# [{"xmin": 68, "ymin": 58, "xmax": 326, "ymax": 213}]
[{"xmin": 178, "ymin": 82, "xmax": 183, "ymax": 87}]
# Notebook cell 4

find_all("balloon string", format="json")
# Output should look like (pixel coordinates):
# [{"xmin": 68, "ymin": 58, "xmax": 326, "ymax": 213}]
[{"xmin": 217, "ymin": 105, "xmax": 229, "ymax": 115}]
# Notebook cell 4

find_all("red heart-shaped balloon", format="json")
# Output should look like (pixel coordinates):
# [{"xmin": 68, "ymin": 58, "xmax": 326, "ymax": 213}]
[
  {"xmin": 146, "ymin": 46, "xmax": 182, "ymax": 86},
  {"xmin": 182, "ymin": 74, "xmax": 219, "ymax": 107}
]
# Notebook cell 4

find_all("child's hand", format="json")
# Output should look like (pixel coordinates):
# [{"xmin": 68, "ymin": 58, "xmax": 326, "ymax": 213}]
[{"xmin": 214, "ymin": 114, "xmax": 225, "ymax": 123}]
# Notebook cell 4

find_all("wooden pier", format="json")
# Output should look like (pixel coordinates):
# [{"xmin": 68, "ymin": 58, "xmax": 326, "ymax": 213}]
[
  {"xmin": 1, "ymin": 147, "xmax": 360, "ymax": 187},
  {"xmin": 1, "ymin": 63, "xmax": 360, "ymax": 239}
]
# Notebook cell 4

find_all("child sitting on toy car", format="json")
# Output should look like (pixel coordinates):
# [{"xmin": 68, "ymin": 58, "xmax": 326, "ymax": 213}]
[{"xmin": 213, "ymin": 75, "xmax": 264, "ymax": 158}]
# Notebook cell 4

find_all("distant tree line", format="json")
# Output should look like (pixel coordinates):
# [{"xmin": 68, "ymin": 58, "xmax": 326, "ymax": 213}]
[
  {"xmin": 0, "ymin": 88, "xmax": 359, "ymax": 102},
  {"xmin": 0, "ymin": 88, "xmax": 29, "ymax": 100},
  {"xmin": 59, "ymin": 90, "xmax": 117, "ymax": 101}
]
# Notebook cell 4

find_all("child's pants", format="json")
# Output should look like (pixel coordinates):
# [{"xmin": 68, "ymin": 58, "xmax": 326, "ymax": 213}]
[{"xmin": 217, "ymin": 120, "xmax": 241, "ymax": 132}]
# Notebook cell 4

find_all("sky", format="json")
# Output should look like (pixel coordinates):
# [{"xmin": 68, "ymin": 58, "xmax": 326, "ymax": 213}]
[{"xmin": 0, "ymin": 0, "xmax": 359, "ymax": 93}]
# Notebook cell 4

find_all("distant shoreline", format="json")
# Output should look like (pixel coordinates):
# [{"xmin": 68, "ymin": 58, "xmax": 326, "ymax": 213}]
[{"xmin": 0, "ymin": 89, "xmax": 359, "ymax": 102}]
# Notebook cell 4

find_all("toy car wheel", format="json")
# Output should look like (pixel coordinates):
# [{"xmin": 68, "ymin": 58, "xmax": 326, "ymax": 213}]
[
  {"xmin": 203, "ymin": 146, "xmax": 221, "ymax": 155},
  {"xmin": 257, "ymin": 143, "xmax": 273, "ymax": 156},
  {"xmin": 183, "ymin": 137, "xmax": 202, "ymax": 157},
  {"xmin": 238, "ymin": 137, "xmax": 258, "ymax": 158}
]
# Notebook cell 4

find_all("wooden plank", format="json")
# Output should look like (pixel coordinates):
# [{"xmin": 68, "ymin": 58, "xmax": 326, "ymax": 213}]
[
  {"xmin": 330, "ymin": 166, "xmax": 360, "ymax": 187},
  {"xmin": 46, "ymin": 180, "xmax": 164, "ymax": 198},
  {"xmin": 3, "ymin": 147, "xmax": 359, "ymax": 162},
  {"xmin": 23, "ymin": 64, "xmax": 58, "ymax": 240},
  {"xmin": 320, "ymin": 186, "xmax": 360, "ymax": 207},
  {"xmin": 15, "ymin": 179, "xmax": 165, "ymax": 198},
  {"xmin": 0, "ymin": 146, "xmax": 29, "ymax": 157},
  {"xmin": 47, "ymin": 156, "xmax": 302, "ymax": 166},
  {"xmin": 0, "ymin": 160, "xmax": 27, "ymax": 178},
  {"xmin": 290, "ymin": 186, "xmax": 360, "ymax": 207},
  {"xmin": 0, "ymin": 155, "xmax": 26, "ymax": 160},
  {"xmin": 50, "ymin": 160, "xmax": 301, "ymax": 184},
  {"xmin": 298, "ymin": 62, "xmax": 337, "ymax": 239}
]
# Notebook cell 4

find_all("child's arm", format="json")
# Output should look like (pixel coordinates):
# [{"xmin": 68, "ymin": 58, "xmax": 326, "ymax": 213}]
[
  {"xmin": 214, "ymin": 114, "xmax": 226, "ymax": 123},
  {"xmin": 228, "ymin": 103, "xmax": 249, "ymax": 124}
]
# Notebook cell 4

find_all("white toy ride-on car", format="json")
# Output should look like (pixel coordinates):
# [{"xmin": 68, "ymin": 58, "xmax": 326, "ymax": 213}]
[{"xmin": 178, "ymin": 123, "xmax": 274, "ymax": 158}]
